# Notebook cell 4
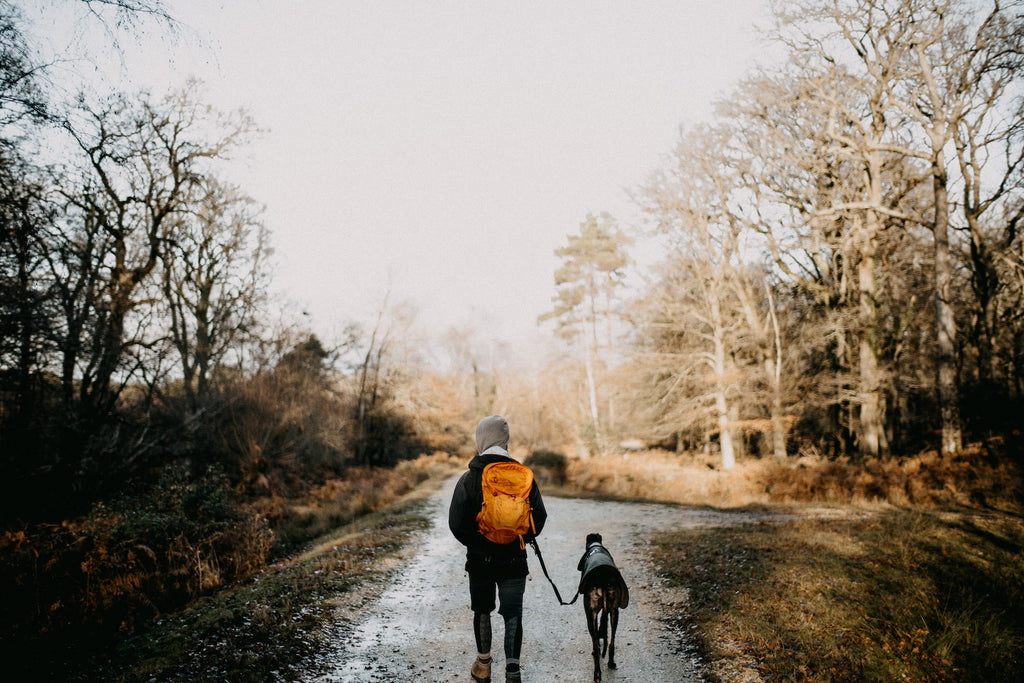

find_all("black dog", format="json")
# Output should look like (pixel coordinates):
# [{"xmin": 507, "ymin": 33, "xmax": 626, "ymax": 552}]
[{"xmin": 577, "ymin": 533, "xmax": 629, "ymax": 682}]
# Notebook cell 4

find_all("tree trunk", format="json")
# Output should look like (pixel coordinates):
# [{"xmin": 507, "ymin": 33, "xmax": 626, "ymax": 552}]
[
  {"xmin": 766, "ymin": 285, "xmax": 787, "ymax": 460},
  {"xmin": 766, "ymin": 357, "xmax": 787, "ymax": 461},
  {"xmin": 712, "ymin": 311, "xmax": 735, "ymax": 470},
  {"xmin": 716, "ymin": 389, "xmax": 736, "ymax": 470},
  {"xmin": 965, "ymin": 212, "xmax": 1005, "ymax": 391},
  {"xmin": 583, "ymin": 342, "xmax": 600, "ymax": 444},
  {"xmin": 588, "ymin": 268, "xmax": 602, "ymax": 441},
  {"xmin": 857, "ymin": 213, "xmax": 882, "ymax": 458},
  {"xmin": 913, "ymin": 38, "xmax": 963, "ymax": 456},
  {"xmin": 932, "ymin": 158, "xmax": 962, "ymax": 455}
]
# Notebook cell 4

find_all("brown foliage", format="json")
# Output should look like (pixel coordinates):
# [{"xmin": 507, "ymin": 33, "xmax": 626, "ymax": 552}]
[
  {"xmin": 765, "ymin": 444, "xmax": 1022, "ymax": 508},
  {"xmin": 0, "ymin": 466, "xmax": 273, "ymax": 651},
  {"xmin": 0, "ymin": 453, "xmax": 457, "ymax": 679},
  {"xmin": 562, "ymin": 444, "xmax": 1022, "ymax": 510},
  {"xmin": 265, "ymin": 459, "xmax": 449, "ymax": 548}
]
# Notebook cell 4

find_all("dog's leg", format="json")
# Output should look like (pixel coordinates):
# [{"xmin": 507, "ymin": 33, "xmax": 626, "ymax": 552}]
[
  {"xmin": 607, "ymin": 605, "xmax": 619, "ymax": 669},
  {"xmin": 585, "ymin": 590, "xmax": 602, "ymax": 682},
  {"xmin": 599, "ymin": 603, "xmax": 609, "ymax": 657}
]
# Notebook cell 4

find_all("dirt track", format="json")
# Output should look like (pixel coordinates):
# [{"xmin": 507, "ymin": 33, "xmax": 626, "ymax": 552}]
[{"xmin": 304, "ymin": 473, "xmax": 753, "ymax": 682}]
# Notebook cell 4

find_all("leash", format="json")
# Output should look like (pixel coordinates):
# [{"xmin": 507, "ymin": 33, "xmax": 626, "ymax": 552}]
[{"xmin": 529, "ymin": 538, "xmax": 579, "ymax": 606}]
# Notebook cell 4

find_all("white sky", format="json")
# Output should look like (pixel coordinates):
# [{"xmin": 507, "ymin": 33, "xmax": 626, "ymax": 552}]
[{"xmin": 35, "ymin": 0, "xmax": 769, "ymax": 357}]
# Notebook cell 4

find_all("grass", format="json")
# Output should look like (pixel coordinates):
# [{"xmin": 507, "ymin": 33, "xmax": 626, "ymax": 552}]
[
  {"xmin": 266, "ymin": 457, "xmax": 459, "ymax": 550},
  {"xmin": 648, "ymin": 507, "xmax": 1024, "ymax": 682},
  {"xmin": 39, "ymin": 470, "xmax": 456, "ymax": 683},
  {"xmin": 560, "ymin": 444, "xmax": 1021, "ymax": 509}
]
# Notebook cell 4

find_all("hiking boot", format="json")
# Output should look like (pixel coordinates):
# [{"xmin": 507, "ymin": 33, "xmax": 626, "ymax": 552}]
[
  {"xmin": 505, "ymin": 663, "xmax": 521, "ymax": 682},
  {"xmin": 470, "ymin": 654, "xmax": 492, "ymax": 682}
]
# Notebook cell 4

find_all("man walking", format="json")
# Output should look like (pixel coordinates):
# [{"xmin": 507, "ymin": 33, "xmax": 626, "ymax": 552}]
[{"xmin": 448, "ymin": 415, "xmax": 547, "ymax": 682}]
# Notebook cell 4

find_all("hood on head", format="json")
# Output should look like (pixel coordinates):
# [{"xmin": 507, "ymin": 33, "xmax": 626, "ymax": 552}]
[{"xmin": 475, "ymin": 414, "xmax": 509, "ymax": 453}]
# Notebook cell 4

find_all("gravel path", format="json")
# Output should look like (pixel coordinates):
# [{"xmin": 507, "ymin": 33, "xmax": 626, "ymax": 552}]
[{"xmin": 306, "ymin": 473, "xmax": 753, "ymax": 682}]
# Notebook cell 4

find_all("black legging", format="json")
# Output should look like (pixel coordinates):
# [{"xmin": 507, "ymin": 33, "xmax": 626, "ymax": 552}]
[
  {"xmin": 469, "ymin": 573, "xmax": 527, "ymax": 660},
  {"xmin": 474, "ymin": 611, "xmax": 522, "ymax": 660}
]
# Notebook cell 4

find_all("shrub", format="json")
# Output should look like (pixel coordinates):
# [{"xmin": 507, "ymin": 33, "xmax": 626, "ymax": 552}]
[
  {"xmin": 0, "ymin": 463, "xmax": 272, "ymax": 652},
  {"xmin": 270, "ymin": 462, "xmax": 437, "ymax": 550},
  {"xmin": 525, "ymin": 450, "xmax": 569, "ymax": 486}
]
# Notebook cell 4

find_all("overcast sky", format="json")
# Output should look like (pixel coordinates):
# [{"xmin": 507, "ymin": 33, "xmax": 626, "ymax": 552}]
[{"xmin": 36, "ymin": 0, "xmax": 770, "ymax": 358}]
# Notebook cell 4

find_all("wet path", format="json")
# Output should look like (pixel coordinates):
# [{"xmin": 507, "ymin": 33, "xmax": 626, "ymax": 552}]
[{"xmin": 307, "ymin": 474, "xmax": 722, "ymax": 682}]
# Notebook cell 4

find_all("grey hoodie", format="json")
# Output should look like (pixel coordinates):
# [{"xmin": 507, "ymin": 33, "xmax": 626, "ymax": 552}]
[{"xmin": 475, "ymin": 414, "xmax": 510, "ymax": 454}]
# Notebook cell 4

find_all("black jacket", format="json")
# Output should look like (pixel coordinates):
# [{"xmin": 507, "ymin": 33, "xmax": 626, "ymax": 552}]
[{"xmin": 448, "ymin": 453, "xmax": 547, "ymax": 577}]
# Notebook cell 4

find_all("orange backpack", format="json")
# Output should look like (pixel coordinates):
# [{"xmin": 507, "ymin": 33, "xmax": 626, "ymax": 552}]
[{"xmin": 476, "ymin": 461, "xmax": 536, "ymax": 548}]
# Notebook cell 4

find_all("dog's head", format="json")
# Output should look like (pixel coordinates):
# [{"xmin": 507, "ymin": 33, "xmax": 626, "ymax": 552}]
[{"xmin": 586, "ymin": 532, "xmax": 603, "ymax": 546}]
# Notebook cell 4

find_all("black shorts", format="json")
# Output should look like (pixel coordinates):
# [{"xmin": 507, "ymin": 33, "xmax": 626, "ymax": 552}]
[
  {"xmin": 465, "ymin": 550, "xmax": 528, "ymax": 578},
  {"xmin": 469, "ymin": 573, "xmax": 527, "ymax": 617}
]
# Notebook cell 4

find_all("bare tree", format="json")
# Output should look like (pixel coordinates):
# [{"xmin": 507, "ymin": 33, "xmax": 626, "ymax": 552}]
[
  {"xmin": 0, "ymin": 2, "xmax": 49, "ymax": 125},
  {"xmin": 56, "ymin": 81, "xmax": 255, "ymax": 417},
  {"xmin": 350, "ymin": 294, "xmax": 423, "ymax": 466},
  {"xmin": 0, "ymin": 3, "xmax": 57, "ymax": 434},
  {"xmin": 161, "ymin": 178, "xmax": 270, "ymax": 410},
  {"xmin": 780, "ymin": 1, "xmax": 912, "ymax": 458},
  {"xmin": 894, "ymin": 0, "xmax": 966, "ymax": 455},
  {"xmin": 777, "ymin": 0, "xmax": 1023, "ymax": 454},
  {"xmin": 441, "ymin": 321, "xmax": 503, "ymax": 420},
  {"xmin": 637, "ymin": 127, "xmax": 763, "ymax": 469},
  {"xmin": 0, "ymin": 146, "xmax": 56, "ymax": 465},
  {"xmin": 621, "ymin": 0, "xmax": 1022, "ymax": 459},
  {"xmin": 935, "ymin": 2, "xmax": 1024, "ymax": 400},
  {"xmin": 722, "ymin": 62, "xmax": 870, "ymax": 456}
]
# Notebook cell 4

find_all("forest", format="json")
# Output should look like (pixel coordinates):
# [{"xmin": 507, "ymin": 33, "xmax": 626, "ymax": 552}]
[{"xmin": 1, "ymin": 0, "xmax": 1022, "ymax": 679}]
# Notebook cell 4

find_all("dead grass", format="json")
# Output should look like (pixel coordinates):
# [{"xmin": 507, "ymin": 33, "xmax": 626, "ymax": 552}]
[
  {"xmin": 567, "ymin": 445, "xmax": 1023, "ymax": 680},
  {"xmin": 564, "ymin": 449, "xmax": 773, "ymax": 506},
  {"xmin": 649, "ymin": 508, "xmax": 1024, "ymax": 682},
  {"xmin": 560, "ymin": 444, "xmax": 1022, "ymax": 510},
  {"xmin": 264, "ymin": 453, "xmax": 462, "ymax": 549}
]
